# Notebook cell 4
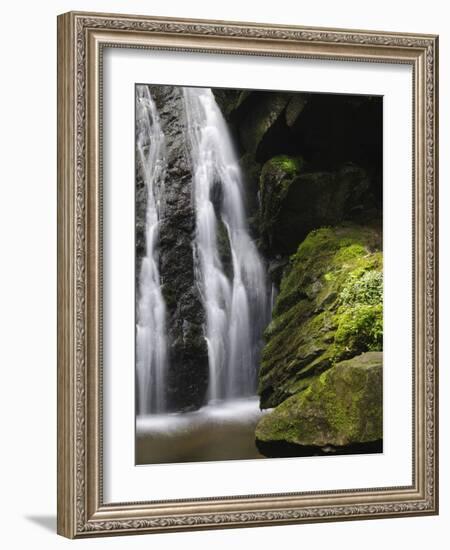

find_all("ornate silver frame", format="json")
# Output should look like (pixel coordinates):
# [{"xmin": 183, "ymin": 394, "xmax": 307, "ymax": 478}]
[{"xmin": 57, "ymin": 11, "xmax": 439, "ymax": 538}]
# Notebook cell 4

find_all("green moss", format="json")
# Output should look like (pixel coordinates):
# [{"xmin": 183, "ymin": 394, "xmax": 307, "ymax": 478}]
[
  {"xmin": 292, "ymin": 227, "xmax": 337, "ymax": 262},
  {"xmin": 340, "ymin": 269, "xmax": 383, "ymax": 306},
  {"xmin": 258, "ymin": 155, "xmax": 305, "ymax": 213},
  {"xmin": 263, "ymin": 154, "xmax": 304, "ymax": 177},
  {"xmin": 333, "ymin": 243, "xmax": 366, "ymax": 263},
  {"xmin": 334, "ymin": 304, "xmax": 383, "ymax": 359},
  {"xmin": 261, "ymin": 309, "xmax": 336, "ymax": 378},
  {"xmin": 259, "ymin": 224, "xmax": 383, "ymax": 409},
  {"xmin": 256, "ymin": 352, "xmax": 383, "ymax": 447},
  {"xmin": 258, "ymin": 154, "xmax": 306, "ymax": 252},
  {"xmin": 331, "ymin": 259, "xmax": 383, "ymax": 361}
]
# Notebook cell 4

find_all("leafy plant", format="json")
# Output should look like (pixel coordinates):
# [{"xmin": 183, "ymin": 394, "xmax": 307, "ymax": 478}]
[
  {"xmin": 334, "ymin": 303, "xmax": 383, "ymax": 361},
  {"xmin": 340, "ymin": 270, "xmax": 383, "ymax": 307}
]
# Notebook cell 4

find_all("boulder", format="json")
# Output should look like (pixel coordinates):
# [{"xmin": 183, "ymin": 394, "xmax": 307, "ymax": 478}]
[
  {"xmin": 259, "ymin": 160, "xmax": 373, "ymax": 256},
  {"xmin": 256, "ymin": 351, "xmax": 383, "ymax": 456},
  {"xmin": 258, "ymin": 224, "xmax": 382, "ymax": 408}
]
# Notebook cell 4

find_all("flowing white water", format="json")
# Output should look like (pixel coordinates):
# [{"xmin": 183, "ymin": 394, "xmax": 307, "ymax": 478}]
[
  {"xmin": 136, "ymin": 85, "xmax": 168, "ymax": 415},
  {"xmin": 183, "ymin": 88, "xmax": 269, "ymax": 402}
]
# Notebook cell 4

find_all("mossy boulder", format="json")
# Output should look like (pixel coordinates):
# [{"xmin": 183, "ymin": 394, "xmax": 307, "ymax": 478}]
[
  {"xmin": 259, "ymin": 161, "xmax": 372, "ymax": 255},
  {"xmin": 256, "ymin": 351, "xmax": 383, "ymax": 455},
  {"xmin": 258, "ymin": 224, "xmax": 382, "ymax": 408},
  {"xmin": 258, "ymin": 154, "xmax": 305, "ymax": 251}
]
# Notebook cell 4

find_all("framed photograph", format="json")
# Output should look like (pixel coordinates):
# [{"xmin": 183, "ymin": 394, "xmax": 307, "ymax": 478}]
[{"xmin": 57, "ymin": 11, "xmax": 439, "ymax": 538}]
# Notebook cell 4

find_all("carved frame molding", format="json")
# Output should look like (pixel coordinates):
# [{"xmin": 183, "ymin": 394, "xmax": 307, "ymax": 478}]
[{"xmin": 57, "ymin": 11, "xmax": 438, "ymax": 538}]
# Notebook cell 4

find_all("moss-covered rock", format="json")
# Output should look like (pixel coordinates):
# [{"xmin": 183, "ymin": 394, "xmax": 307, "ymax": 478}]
[
  {"xmin": 258, "ymin": 224, "xmax": 382, "ymax": 408},
  {"xmin": 258, "ymin": 154, "xmax": 305, "ymax": 250},
  {"xmin": 256, "ymin": 351, "xmax": 383, "ymax": 454},
  {"xmin": 259, "ymin": 162, "xmax": 372, "ymax": 255}
]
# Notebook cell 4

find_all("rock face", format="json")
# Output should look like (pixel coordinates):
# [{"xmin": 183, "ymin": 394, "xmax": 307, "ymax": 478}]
[
  {"xmin": 141, "ymin": 85, "xmax": 208, "ymax": 411},
  {"xmin": 212, "ymin": 89, "xmax": 382, "ymax": 260},
  {"xmin": 256, "ymin": 352, "xmax": 383, "ymax": 456},
  {"xmin": 259, "ymin": 159, "xmax": 373, "ymax": 255},
  {"xmin": 258, "ymin": 224, "xmax": 382, "ymax": 409},
  {"xmin": 212, "ymin": 91, "xmax": 384, "ymax": 455}
]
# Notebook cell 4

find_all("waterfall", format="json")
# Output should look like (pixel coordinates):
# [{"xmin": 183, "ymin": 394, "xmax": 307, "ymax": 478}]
[
  {"xmin": 183, "ymin": 87, "xmax": 269, "ymax": 402},
  {"xmin": 136, "ymin": 85, "xmax": 168, "ymax": 415}
]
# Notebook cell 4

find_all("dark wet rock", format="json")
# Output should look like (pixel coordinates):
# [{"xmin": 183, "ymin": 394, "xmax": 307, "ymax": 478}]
[
  {"xmin": 212, "ymin": 88, "xmax": 252, "ymax": 118},
  {"xmin": 139, "ymin": 85, "xmax": 209, "ymax": 412},
  {"xmin": 285, "ymin": 94, "xmax": 308, "ymax": 128},
  {"xmin": 212, "ymin": 89, "xmax": 382, "ymax": 264},
  {"xmin": 238, "ymin": 92, "xmax": 291, "ymax": 157},
  {"xmin": 259, "ymin": 159, "xmax": 375, "ymax": 256}
]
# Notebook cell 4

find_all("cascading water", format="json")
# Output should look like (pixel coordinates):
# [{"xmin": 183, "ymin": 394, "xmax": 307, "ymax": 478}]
[
  {"xmin": 183, "ymin": 87, "xmax": 269, "ymax": 402},
  {"xmin": 136, "ymin": 85, "xmax": 168, "ymax": 415}
]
